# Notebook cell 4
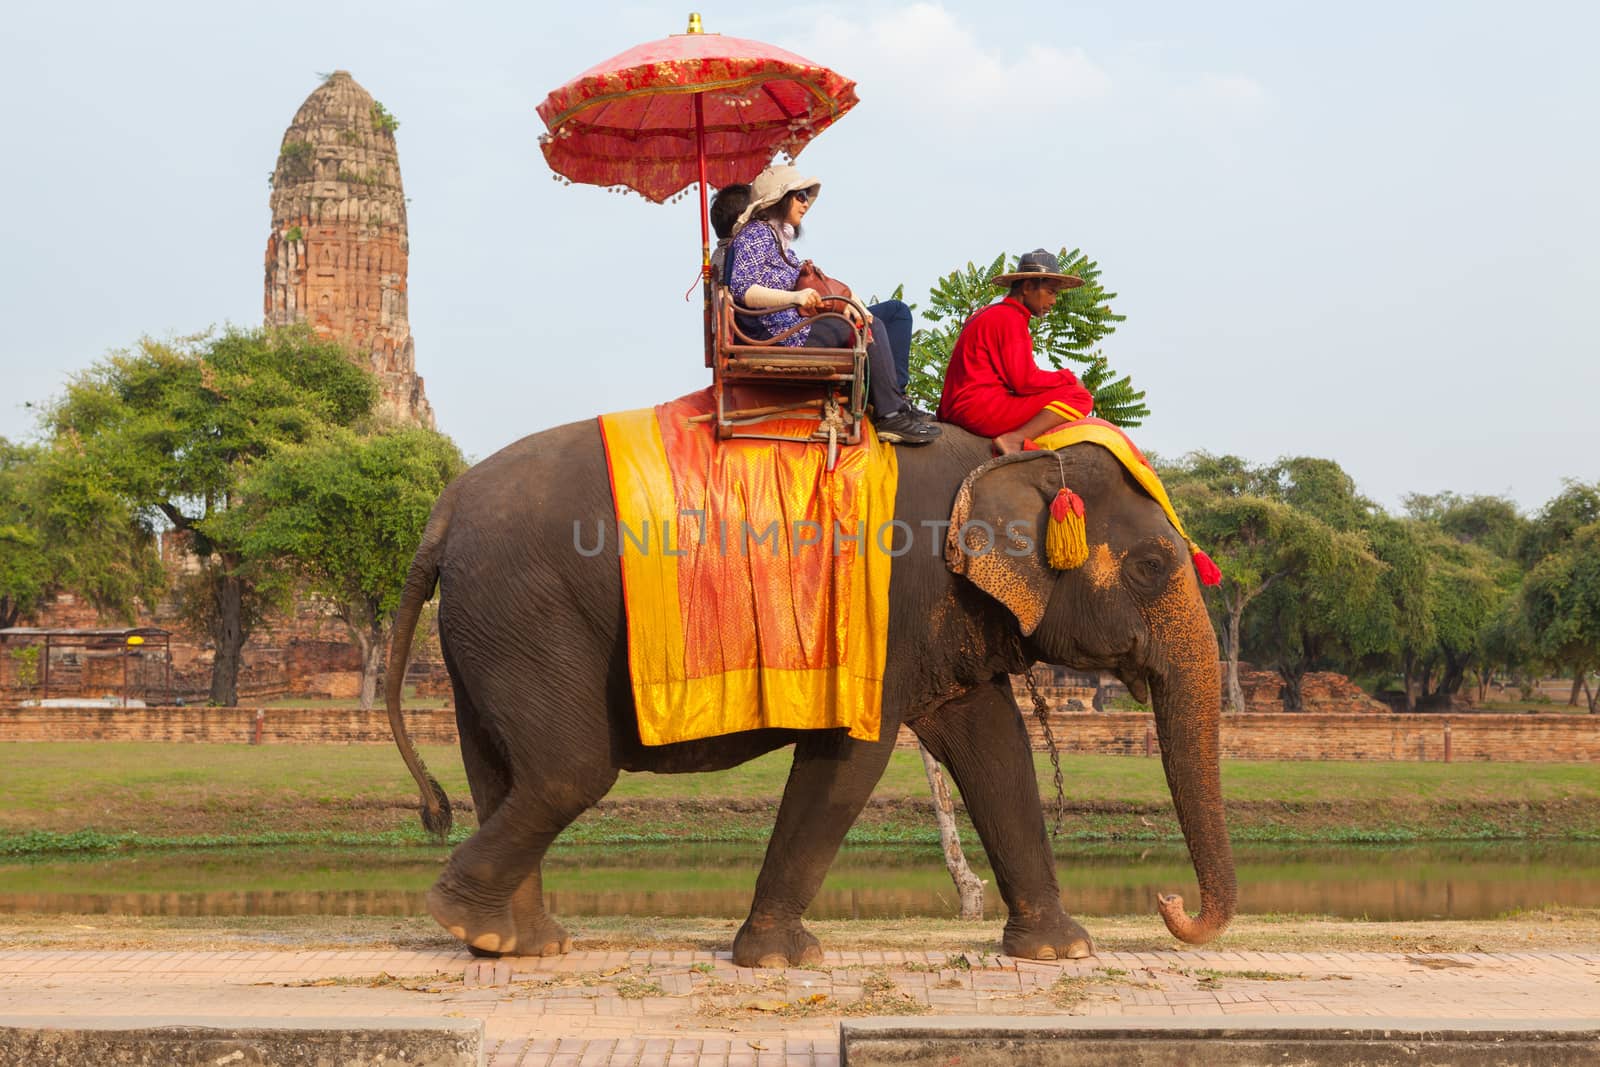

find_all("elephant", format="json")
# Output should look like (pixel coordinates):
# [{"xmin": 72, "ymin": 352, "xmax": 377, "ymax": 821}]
[{"xmin": 384, "ymin": 418, "xmax": 1234, "ymax": 966}]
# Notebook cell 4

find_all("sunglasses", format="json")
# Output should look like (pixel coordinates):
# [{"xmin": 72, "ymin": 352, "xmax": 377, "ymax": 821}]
[{"xmin": 792, "ymin": 189, "xmax": 810, "ymax": 204}]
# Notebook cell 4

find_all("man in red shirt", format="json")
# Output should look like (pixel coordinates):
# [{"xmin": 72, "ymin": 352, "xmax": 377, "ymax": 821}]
[{"xmin": 936, "ymin": 249, "xmax": 1095, "ymax": 454}]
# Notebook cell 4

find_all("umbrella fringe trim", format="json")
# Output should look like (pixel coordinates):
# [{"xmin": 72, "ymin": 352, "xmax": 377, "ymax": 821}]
[{"xmin": 543, "ymin": 72, "xmax": 851, "ymax": 131}]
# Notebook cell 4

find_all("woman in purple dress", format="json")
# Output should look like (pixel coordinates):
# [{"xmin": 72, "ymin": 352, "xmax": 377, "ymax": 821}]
[{"xmin": 726, "ymin": 166, "xmax": 938, "ymax": 446}]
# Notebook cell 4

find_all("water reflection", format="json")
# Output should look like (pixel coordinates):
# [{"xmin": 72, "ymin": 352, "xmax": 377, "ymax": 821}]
[{"xmin": 1, "ymin": 842, "xmax": 1595, "ymax": 921}]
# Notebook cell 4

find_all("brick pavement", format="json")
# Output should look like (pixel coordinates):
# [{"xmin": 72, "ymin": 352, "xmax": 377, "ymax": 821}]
[{"xmin": 2, "ymin": 946, "xmax": 1597, "ymax": 1065}]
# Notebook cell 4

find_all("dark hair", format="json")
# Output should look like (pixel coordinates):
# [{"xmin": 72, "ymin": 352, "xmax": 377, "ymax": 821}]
[
  {"xmin": 710, "ymin": 183, "xmax": 750, "ymax": 240},
  {"xmin": 756, "ymin": 190, "xmax": 805, "ymax": 241}
]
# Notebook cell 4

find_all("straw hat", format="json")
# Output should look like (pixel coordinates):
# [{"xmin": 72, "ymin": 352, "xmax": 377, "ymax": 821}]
[
  {"xmin": 992, "ymin": 249, "xmax": 1084, "ymax": 289},
  {"xmin": 735, "ymin": 164, "xmax": 822, "ymax": 229}
]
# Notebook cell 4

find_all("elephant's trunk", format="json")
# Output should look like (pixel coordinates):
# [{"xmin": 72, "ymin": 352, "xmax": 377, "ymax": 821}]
[{"xmin": 1148, "ymin": 602, "xmax": 1236, "ymax": 945}]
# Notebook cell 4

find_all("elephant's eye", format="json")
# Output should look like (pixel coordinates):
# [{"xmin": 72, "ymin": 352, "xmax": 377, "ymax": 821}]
[{"xmin": 1123, "ymin": 537, "xmax": 1178, "ymax": 595}]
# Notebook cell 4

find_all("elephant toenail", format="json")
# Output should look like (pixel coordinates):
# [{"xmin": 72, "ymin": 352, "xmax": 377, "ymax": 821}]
[
  {"xmin": 1034, "ymin": 945, "xmax": 1057, "ymax": 960},
  {"xmin": 540, "ymin": 940, "xmax": 562, "ymax": 956},
  {"xmin": 1065, "ymin": 940, "xmax": 1092, "ymax": 959},
  {"xmin": 471, "ymin": 932, "xmax": 504, "ymax": 953},
  {"xmin": 756, "ymin": 953, "xmax": 788, "ymax": 969}
]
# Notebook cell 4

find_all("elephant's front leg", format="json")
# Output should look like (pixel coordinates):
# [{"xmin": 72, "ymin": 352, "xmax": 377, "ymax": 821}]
[
  {"xmin": 734, "ymin": 729, "xmax": 896, "ymax": 967},
  {"xmin": 913, "ymin": 676, "xmax": 1092, "ymax": 960}
]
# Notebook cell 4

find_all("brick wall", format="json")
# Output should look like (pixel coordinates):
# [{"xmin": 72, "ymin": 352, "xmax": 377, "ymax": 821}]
[
  {"xmin": 0, "ymin": 706, "xmax": 457, "ymax": 746},
  {"xmin": 1015, "ymin": 674, "xmax": 1387, "ymax": 716},
  {"xmin": 0, "ymin": 705, "xmax": 1594, "ymax": 761},
  {"xmin": 980, "ymin": 710, "xmax": 1600, "ymax": 762}
]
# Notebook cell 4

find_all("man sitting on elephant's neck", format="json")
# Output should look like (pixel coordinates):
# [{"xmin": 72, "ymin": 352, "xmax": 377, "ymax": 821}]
[{"xmin": 936, "ymin": 249, "xmax": 1095, "ymax": 455}]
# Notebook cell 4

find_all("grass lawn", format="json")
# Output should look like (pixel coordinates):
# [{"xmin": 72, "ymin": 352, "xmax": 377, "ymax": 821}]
[
  {"xmin": 2, "ymin": 743, "xmax": 1597, "ymax": 850},
  {"xmin": 7, "ymin": 741, "xmax": 1599, "ymax": 810}
]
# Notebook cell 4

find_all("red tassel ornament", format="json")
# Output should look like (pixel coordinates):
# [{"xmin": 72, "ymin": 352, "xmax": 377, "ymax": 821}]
[{"xmin": 1191, "ymin": 547, "xmax": 1221, "ymax": 586}]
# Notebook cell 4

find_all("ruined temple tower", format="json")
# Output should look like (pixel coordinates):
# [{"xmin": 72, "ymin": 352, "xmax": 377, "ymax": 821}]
[{"xmin": 264, "ymin": 72, "xmax": 434, "ymax": 427}]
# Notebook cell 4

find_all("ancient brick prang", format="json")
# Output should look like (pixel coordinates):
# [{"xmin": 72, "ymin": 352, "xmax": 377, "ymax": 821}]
[{"xmin": 265, "ymin": 71, "xmax": 434, "ymax": 427}]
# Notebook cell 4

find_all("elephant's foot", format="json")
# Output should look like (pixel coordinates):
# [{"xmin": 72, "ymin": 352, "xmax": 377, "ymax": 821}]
[
  {"xmin": 732, "ymin": 915, "xmax": 823, "ymax": 968},
  {"xmin": 1003, "ymin": 909, "xmax": 1094, "ymax": 961},
  {"xmin": 427, "ymin": 882, "xmax": 572, "ymax": 958},
  {"xmin": 465, "ymin": 919, "xmax": 571, "ymax": 959}
]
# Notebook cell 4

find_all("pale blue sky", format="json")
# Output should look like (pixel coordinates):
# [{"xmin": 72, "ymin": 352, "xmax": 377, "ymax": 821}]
[{"xmin": 2, "ymin": 1, "xmax": 1595, "ymax": 510}]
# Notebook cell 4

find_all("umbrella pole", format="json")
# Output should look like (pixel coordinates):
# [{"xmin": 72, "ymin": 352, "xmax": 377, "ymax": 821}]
[
  {"xmin": 696, "ymin": 91, "xmax": 713, "ymax": 367},
  {"xmin": 695, "ymin": 92, "xmax": 711, "ymax": 269}
]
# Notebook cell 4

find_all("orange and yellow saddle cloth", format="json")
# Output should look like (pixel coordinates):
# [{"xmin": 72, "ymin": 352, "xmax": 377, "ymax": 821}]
[{"xmin": 598, "ymin": 389, "xmax": 898, "ymax": 746}]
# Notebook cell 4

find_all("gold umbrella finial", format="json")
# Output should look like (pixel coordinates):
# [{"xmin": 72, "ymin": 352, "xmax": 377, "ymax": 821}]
[{"xmin": 686, "ymin": 12, "xmax": 703, "ymax": 33}]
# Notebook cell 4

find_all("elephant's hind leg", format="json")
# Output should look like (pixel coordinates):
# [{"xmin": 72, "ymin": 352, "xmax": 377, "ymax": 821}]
[
  {"xmin": 428, "ymin": 782, "xmax": 608, "ymax": 957},
  {"xmin": 448, "ymin": 700, "xmax": 580, "ymax": 958},
  {"xmin": 734, "ymin": 729, "xmax": 896, "ymax": 968},
  {"xmin": 429, "ymin": 707, "xmax": 617, "ymax": 957}
]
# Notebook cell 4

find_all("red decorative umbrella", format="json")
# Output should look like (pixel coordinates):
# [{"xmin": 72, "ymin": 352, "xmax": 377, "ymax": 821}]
[{"xmin": 537, "ymin": 13, "xmax": 857, "ymax": 269}]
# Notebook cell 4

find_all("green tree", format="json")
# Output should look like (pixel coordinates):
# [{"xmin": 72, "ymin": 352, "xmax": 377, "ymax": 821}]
[
  {"xmin": 0, "ymin": 440, "xmax": 50, "ymax": 630},
  {"xmin": 1241, "ymin": 458, "xmax": 1398, "ymax": 709},
  {"xmin": 227, "ymin": 428, "xmax": 465, "ymax": 709},
  {"xmin": 1405, "ymin": 491, "xmax": 1526, "ymax": 561},
  {"xmin": 1163, "ymin": 454, "xmax": 1377, "ymax": 712},
  {"xmin": 1358, "ymin": 516, "xmax": 1434, "ymax": 711},
  {"xmin": 1478, "ymin": 595, "xmax": 1538, "ymax": 702},
  {"xmin": 1517, "ymin": 482, "xmax": 1600, "ymax": 710},
  {"xmin": 1517, "ymin": 481, "xmax": 1600, "ymax": 569},
  {"xmin": 0, "ymin": 438, "xmax": 161, "ymax": 630},
  {"xmin": 1521, "ymin": 521, "xmax": 1600, "ymax": 713},
  {"xmin": 903, "ymin": 249, "xmax": 1148, "ymax": 426},
  {"xmin": 1245, "ymin": 548, "xmax": 1383, "ymax": 711},
  {"xmin": 1260, "ymin": 456, "xmax": 1377, "ymax": 533},
  {"xmin": 45, "ymin": 326, "xmax": 377, "ymax": 705},
  {"xmin": 1405, "ymin": 492, "xmax": 1530, "ymax": 704},
  {"xmin": 1412, "ymin": 526, "xmax": 1508, "ymax": 708}
]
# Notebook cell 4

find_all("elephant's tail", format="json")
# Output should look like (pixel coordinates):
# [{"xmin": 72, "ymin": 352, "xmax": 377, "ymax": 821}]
[{"xmin": 387, "ymin": 487, "xmax": 455, "ymax": 841}]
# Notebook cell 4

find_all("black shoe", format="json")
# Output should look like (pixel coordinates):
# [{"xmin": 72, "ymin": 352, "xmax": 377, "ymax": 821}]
[{"xmin": 875, "ymin": 408, "xmax": 942, "ymax": 445}]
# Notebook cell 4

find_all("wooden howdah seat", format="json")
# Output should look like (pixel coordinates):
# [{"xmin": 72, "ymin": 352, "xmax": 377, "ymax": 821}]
[{"xmin": 705, "ymin": 282, "xmax": 869, "ymax": 471}]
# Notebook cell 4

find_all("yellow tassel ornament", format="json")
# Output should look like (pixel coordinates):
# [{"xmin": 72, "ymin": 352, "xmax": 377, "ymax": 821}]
[{"xmin": 1046, "ymin": 487, "xmax": 1088, "ymax": 570}]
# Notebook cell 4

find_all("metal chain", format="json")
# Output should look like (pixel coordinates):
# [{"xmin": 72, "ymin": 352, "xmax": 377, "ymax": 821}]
[{"xmin": 1023, "ymin": 668, "xmax": 1067, "ymax": 838}]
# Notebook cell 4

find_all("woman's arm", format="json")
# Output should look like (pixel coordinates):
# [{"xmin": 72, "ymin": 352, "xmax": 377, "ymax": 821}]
[{"xmin": 741, "ymin": 284, "xmax": 821, "ymax": 309}]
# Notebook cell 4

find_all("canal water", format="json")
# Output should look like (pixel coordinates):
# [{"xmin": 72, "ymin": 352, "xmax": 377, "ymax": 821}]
[{"xmin": 2, "ymin": 842, "xmax": 1596, "ymax": 920}]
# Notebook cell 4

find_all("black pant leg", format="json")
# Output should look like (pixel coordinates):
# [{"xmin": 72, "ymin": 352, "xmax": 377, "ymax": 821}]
[{"xmin": 804, "ymin": 317, "xmax": 902, "ymax": 416}]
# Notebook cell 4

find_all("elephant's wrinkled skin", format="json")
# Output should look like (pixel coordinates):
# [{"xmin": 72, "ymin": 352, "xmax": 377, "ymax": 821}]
[{"xmin": 386, "ymin": 420, "xmax": 1234, "ymax": 965}]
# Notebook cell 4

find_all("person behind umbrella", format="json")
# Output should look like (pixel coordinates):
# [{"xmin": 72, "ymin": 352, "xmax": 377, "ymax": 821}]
[
  {"xmin": 725, "ymin": 166, "xmax": 939, "ymax": 445},
  {"xmin": 936, "ymin": 249, "xmax": 1095, "ymax": 455},
  {"xmin": 709, "ymin": 183, "xmax": 749, "ymax": 285}
]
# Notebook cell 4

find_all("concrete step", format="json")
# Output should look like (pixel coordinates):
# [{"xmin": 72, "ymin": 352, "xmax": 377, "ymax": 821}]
[
  {"xmin": 0, "ymin": 1015, "xmax": 482, "ymax": 1067},
  {"xmin": 840, "ymin": 1017, "xmax": 1600, "ymax": 1066}
]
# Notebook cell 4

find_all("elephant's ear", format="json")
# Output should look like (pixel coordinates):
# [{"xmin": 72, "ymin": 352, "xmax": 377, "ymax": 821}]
[{"xmin": 945, "ymin": 453, "xmax": 1058, "ymax": 636}]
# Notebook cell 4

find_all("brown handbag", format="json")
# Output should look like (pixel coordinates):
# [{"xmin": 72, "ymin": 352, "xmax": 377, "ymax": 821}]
[{"xmin": 795, "ymin": 260, "xmax": 854, "ymax": 318}]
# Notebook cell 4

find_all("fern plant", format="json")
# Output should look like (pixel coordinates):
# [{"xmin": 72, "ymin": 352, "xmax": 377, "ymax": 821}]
[{"xmin": 901, "ymin": 248, "xmax": 1149, "ymax": 427}]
